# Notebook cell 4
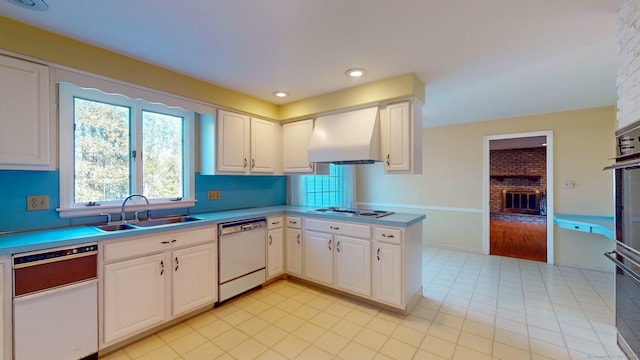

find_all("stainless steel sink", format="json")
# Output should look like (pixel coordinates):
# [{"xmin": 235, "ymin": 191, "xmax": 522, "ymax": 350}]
[
  {"xmin": 95, "ymin": 223, "xmax": 136, "ymax": 232},
  {"xmin": 133, "ymin": 216, "xmax": 202, "ymax": 227}
]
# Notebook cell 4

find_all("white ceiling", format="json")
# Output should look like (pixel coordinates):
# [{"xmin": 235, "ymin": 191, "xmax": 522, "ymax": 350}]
[{"xmin": 0, "ymin": 0, "xmax": 621, "ymax": 127}]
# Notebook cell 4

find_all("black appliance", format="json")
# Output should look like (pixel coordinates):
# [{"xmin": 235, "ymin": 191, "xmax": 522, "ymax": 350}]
[{"xmin": 604, "ymin": 121, "xmax": 640, "ymax": 360}]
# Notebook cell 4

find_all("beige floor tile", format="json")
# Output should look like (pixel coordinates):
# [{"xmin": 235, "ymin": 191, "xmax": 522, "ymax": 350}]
[
  {"xmin": 313, "ymin": 331, "xmax": 350, "ymax": 355},
  {"xmin": 124, "ymin": 335, "xmax": 165, "ymax": 359},
  {"xmin": 242, "ymin": 300, "xmax": 272, "ymax": 315},
  {"xmin": 307, "ymin": 296, "xmax": 336, "ymax": 311},
  {"xmin": 528, "ymin": 325, "xmax": 565, "ymax": 347},
  {"xmin": 462, "ymin": 318, "xmax": 494, "ymax": 340},
  {"xmin": 253, "ymin": 325, "xmax": 289, "ymax": 347},
  {"xmin": 100, "ymin": 349, "xmax": 131, "ymax": 360},
  {"xmin": 254, "ymin": 349, "xmax": 288, "ymax": 360},
  {"xmin": 182, "ymin": 342, "xmax": 225, "ymax": 360},
  {"xmin": 391, "ymin": 325, "xmax": 425, "ymax": 347},
  {"xmin": 331, "ymin": 318, "xmax": 363, "ymax": 339},
  {"xmin": 379, "ymin": 337, "xmax": 417, "ymax": 359},
  {"xmin": 221, "ymin": 308, "xmax": 254, "ymax": 326},
  {"xmin": 169, "ymin": 331, "xmax": 208, "ymax": 355},
  {"xmin": 366, "ymin": 316, "xmax": 399, "ymax": 336},
  {"xmin": 457, "ymin": 331, "xmax": 493, "ymax": 355},
  {"xmin": 273, "ymin": 313, "xmax": 306, "ymax": 332},
  {"xmin": 353, "ymin": 328, "xmax": 388, "ymax": 352},
  {"xmin": 227, "ymin": 338, "xmax": 269, "ymax": 360},
  {"xmin": 271, "ymin": 334, "xmax": 310, "ymax": 359},
  {"xmin": 261, "ymin": 292, "xmax": 288, "ymax": 306},
  {"xmin": 289, "ymin": 290, "xmax": 316, "ymax": 303},
  {"xmin": 413, "ymin": 348, "xmax": 450, "ymax": 359},
  {"xmin": 158, "ymin": 323, "xmax": 196, "ymax": 343},
  {"xmin": 212, "ymin": 303, "xmax": 240, "ymax": 318},
  {"xmin": 197, "ymin": 320, "xmax": 233, "ymax": 340},
  {"xmin": 494, "ymin": 328, "xmax": 530, "ymax": 351},
  {"xmin": 419, "ymin": 334, "xmax": 456, "ymax": 359},
  {"xmin": 324, "ymin": 301, "xmax": 355, "ymax": 318},
  {"xmin": 427, "ymin": 323, "xmax": 461, "ymax": 343},
  {"xmin": 185, "ymin": 311, "xmax": 218, "ymax": 329},
  {"xmin": 310, "ymin": 311, "xmax": 341, "ymax": 329},
  {"xmin": 235, "ymin": 316, "xmax": 271, "ymax": 336},
  {"xmin": 344, "ymin": 308, "xmax": 376, "ymax": 326},
  {"xmin": 338, "ymin": 341, "xmax": 377, "ymax": 360},
  {"xmin": 291, "ymin": 304, "xmax": 321, "ymax": 321},
  {"xmin": 136, "ymin": 345, "xmax": 179, "ymax": 360},
  {"xmin": 492, "ymin": 338, "xmax": 532, "ymax": 360},
  {"xmin": 452, "ymin": 344, "xmax": 491, "ymax": 360},
  {"xmin": 210, "ymin": 328, "xmax": 249, "ymax": 351},
  {"xmin": 257, "ymin": 307, "xmax": 288, "ymax": 324},
  {"xmin": 296, "ymin": 345, "xmax": 334, "ymax": 360},
  {"xmin": 295, "ymin": 322, "xmax": 326, "ymax": 343},
  {"xmin": 273, "ymin": 298, "xmax": 304, "ymax": 313},
  {"xmin": 401, "ymin": 314, "xmax": 432, "ymax": 332},
  {"xmin": 530, "ymin": 338, "xmax": 570, "ymax": 359}
]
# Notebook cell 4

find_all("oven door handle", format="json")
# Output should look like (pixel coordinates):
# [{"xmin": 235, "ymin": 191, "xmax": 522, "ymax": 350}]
[{"xmin": 604, "ymin": 251, "xmax": 640, "ymax": 283}]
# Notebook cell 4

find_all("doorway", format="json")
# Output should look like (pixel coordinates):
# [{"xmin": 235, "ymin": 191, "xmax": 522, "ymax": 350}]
[{"xmin": 483, "ymin": 131, "xmax": 554, "ymax": 264}]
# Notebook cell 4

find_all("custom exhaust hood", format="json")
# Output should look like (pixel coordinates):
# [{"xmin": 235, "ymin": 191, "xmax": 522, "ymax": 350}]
[{"xmin": 308, "ymin": 106, "xmax": 381, "ymax": 164}]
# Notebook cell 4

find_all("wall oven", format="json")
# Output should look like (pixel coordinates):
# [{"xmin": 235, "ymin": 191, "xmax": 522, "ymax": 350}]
[{"xmin": 604, "ymin": 122, "xmax": 640, "ymax": 360}]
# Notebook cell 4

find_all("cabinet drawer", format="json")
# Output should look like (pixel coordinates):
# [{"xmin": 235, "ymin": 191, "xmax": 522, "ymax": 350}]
[
  {"xmin": 268, "ymin": 216, "xmax": 283, "ymax": 229},
  {"xmin": 104, "ymin": 227, "xmax": 215, "ymax": 263},
  {"xmin": 286, "ymin": 216, "xmax": 302, "ymax": 229},
  {"xmin": 305, "ymin": 218, "xmax": 371, "ymax": 238},
  {"xmin": 374, "ymin": 227, "xmax": 402, "ymax": 244}
]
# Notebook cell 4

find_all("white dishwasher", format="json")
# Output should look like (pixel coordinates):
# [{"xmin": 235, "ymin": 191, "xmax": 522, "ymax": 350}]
[
  {"xmin": 218, "ymin": 218, "xmax": 266, "ymax": 302},
  {"xmin": 13, "ymin": 243, "xmax": 98, "ymax": 360}
]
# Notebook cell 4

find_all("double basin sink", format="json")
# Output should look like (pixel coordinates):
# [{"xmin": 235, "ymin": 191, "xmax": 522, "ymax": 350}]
[{"xmin": 95, "ymin": 216, "xmax": 203, "ymax": 232}]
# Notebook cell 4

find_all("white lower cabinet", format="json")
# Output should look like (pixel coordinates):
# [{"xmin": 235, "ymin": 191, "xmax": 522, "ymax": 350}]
[
  {"xmin": 101, "ymin": 227, "xmax": 216, "ymax": 347},
  {"xmin": 267, "ymin": 216, "xmax": 284, "ymax": 279},
  {"xmin": 334, "ymin": 236, "xmax": 371, "ymax": 297},
  {"xmin": 303, "ymin": 230, "xmax": 333, "ymax": 285},
  {"xmin": 285, "ymin": 228, "xmax": 302, "ymax": 276},
  {"xmin": 372, "ymin": 241, "xmax": 402, "ymax": 306},
  {"xmin": 103, "ymin": 253, "xmax": 166, "ymax": 343}
]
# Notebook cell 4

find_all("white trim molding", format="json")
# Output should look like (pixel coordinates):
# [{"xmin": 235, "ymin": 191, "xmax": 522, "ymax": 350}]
[{"xmin": 356, "ymin": 202, "xmax": 483, "ymax": 213}]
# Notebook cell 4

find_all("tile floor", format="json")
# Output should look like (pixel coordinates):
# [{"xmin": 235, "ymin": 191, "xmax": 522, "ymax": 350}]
[{"xmin": 100, "ymin": 246, "xmax": 626, "ymax": 360}]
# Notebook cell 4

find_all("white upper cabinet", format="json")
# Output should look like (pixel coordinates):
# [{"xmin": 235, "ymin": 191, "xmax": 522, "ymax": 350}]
[
  {"xmin": 201, "ymin": 109, "xmax": 281, "ymax": 175},
  {"xmin": 380, "ymin": 100, "xmax": 423, "ymax": 174},
  {"xmin": 283, "ymin": 119, "xmax": 314, "ymax": 173},
  {"xmin": 0, "ymin": 54, "xmax": 52, "ymax": 170}
]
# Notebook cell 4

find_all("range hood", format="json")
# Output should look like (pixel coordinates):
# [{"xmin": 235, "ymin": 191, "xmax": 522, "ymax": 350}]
[{"xmin": 308, "ymin": 106, "xmax": 381, "ymax": 164}]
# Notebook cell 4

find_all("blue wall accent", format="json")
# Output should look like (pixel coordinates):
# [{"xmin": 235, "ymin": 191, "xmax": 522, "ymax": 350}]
[{"xmin": 0, "ymin": 170, "xmax": 285, "ymax": 233}]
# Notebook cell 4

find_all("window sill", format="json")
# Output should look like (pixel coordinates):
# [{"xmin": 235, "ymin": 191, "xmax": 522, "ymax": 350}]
[{"xmin": 56, "ymin": 199, "xmax": 196, "ymax": 218}]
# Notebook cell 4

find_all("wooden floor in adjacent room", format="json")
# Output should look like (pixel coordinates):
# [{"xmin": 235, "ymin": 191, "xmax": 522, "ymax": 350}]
[{"xmin": 490, "ymin": 220, "xmax": 547, "ymax": 262}]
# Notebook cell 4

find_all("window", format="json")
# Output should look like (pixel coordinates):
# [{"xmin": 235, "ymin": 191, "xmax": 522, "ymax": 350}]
[
  {"xmin": 58, "ymin": 82, "xmax": 195, "ymax": 217},
  {"xmin": 288, "ymin": 164, "xmax": 355, "ymax": 208}
]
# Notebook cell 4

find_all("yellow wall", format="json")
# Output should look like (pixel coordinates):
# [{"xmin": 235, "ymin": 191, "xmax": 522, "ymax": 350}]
[{"xmin": 358, "ymin": 106, "xmax": 616, "ymax": 270}]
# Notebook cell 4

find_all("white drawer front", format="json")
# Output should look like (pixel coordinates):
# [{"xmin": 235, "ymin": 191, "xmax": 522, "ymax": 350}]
[
  {"xmin": 374, "ymin": 227, "xmax": 402, "ymax": 245},
  {"xmin": 305, "ymin": 218, "xmax": 371, "ymax": 238},
  {"xmin": 286, "ymin": 216, "xmax": 302, "ymax": 229},
  {"xmin": 104, "ymin": 227, "xmax": 215, "ymax": 263},
  {"xmin": 267, "ymin": 216, "xmax": 283, "ymax": 229}
]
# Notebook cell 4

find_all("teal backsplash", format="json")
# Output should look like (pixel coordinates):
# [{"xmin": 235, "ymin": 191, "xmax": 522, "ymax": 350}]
[{"xmin": 0, "ymin": 171, "xmax": 285, "ymax": 233}]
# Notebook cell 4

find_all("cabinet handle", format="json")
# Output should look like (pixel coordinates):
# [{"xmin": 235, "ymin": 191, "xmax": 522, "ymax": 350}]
[
  {"xmin": 386, "ymin": 154, "xmax": 390, "ymax": 166},
  {"xmin": 330, "ymin": 226, "xmax": 340, "ymax": 230},
  {"xmin": 296, "ymin": 234, "xmax": 300, "ymax": 244},
  {"xmin": 290, "ymin": 220, "xmax": 297, "ymax": 225},
  {"xmin": 337, "ymin": 241, "xmax": 341, "ymax": 253},
  {"xmin": 377, "ymin": 248, "xmax": 380, "ymax": 261},
  {"xmin": 160, "ymin": 239, "xmax": 177, "ymax": 244},
  {"xmin": 175, "ymin": 256, "xmax": 179, "ymax": 271},
  {"xmin": 309, "ymin": 163, "xmax": 312, "ymax": 169},
  {"xmin": 243, "ymin": 158, "xmax": 247, "ymax": 168},
  {"xmin": 382, "ymin": 234, "xmax": 395, "ymax": 238},
  {"xmin": 251, "ymin": 158, "xmax": 255, "ymax": 168},
  {"xmin": 271, "ymin": 221, "xmax": 280, "ymax": 225},
  {"xmin": 269, "ymin": 235, "xmax": 273, "ymax": 245},
  {"xmin": 328, "ymin": 239, "xmax": 332, "ymax": 251},
  {"xmin": 160, "ymin": 260, "xmax": 165, "ymax": 275}
]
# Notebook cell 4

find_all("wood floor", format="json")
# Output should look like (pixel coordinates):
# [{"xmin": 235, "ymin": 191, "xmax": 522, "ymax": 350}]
[{"xmin": 490, "ymin": 220, "xmax": 547, "ymax": 262}]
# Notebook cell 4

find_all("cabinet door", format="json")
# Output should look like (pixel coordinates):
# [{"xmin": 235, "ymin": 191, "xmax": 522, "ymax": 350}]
[
  {"xmin": 0, "ymin": 55, "xmax": 51, "ymax": 170},
  {"xmin": 216, "ymin": 110, "xmax": 250, "ymax": 172},
  {"xmin": 103, "ymin": 253, "xmax": 167, "ymax": 343},
  {"xmin": 250, "ymin": 118, "xmax": 275, "ymax": 173},
  {"xmin": 285, "ymin": 228, "xmax": 302, "ymax": 276},
  {"xmin": 334, "ymin": 236, "xmax": 371, "ymax": 297},
  {"xmin": 267, "ymin": 228, "xmax": 284, "ymax": 279},
  {"xmin": 381, "ymin": 102, "xmax": 411, "ymax": 172},
  {"xmin": 283, "ymin": 119, "xmax": 314, "ymax": 173},
  {"xmin": 373, "ymin": 242, "xmax": 403, "ymax": 306},
  {"xmin": 303, "ymin": 230, "xmax": 333, "ymax": 285},
  {"xmin": 172, "ymin": 243, "xmax": 217, "ymax": 317}
]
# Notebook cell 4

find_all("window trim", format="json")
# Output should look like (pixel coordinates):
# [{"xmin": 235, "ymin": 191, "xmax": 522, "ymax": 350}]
[{"xmin": 57, "ymin": 82, "xmax": 196, "ymax": 218}]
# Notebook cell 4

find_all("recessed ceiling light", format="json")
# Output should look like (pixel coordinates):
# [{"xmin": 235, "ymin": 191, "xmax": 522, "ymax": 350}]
[
  {"xmin": 8, "ymin": 0, "xmax": 48, "ymax": 10},
  {"xmin": 273, "ymin": 91, "xmax": 288, "ymax": 98},
  {"xmin": 345, "ymin": 68, "xmax": 366, "ymax": 78}
]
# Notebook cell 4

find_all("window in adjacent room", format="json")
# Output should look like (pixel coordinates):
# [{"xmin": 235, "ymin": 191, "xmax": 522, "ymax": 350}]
[{"xmin": 58, "ymin": 82, "xmax": 195, "ymax": 217}]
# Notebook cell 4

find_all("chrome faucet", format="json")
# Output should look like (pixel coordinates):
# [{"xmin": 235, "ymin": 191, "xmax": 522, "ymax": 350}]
[{"xmin": 120, "ymin": 194, "xmax": 150, "ymax": 224}]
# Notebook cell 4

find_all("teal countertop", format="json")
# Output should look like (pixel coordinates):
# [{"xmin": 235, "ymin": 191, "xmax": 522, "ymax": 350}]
[
  {"xmin": 0, "ymin": 205, "xmax": 426, "ymax": 255},
  {"xmin": 553, "ymin": 213, "xmax": 615, "ymax": 241}
]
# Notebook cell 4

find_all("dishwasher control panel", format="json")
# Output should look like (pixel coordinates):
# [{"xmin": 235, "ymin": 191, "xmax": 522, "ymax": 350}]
[{"xmin": 13, "ymin": 243, "xmax": 98, "ymax": 267}]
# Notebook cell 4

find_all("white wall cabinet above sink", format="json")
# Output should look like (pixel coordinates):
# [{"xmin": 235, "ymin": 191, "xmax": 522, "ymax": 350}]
[
  {"xmin": 0, "ymin": 54, "xmax": 53, "ymax": 170},
  {"xmin": 201, "ymin": 109, "xmax": 282, "ymax": 175}
]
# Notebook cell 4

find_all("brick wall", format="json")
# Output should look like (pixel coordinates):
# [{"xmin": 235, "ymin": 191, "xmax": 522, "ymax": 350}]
[
  {"xmin": 490, "ymin": 147, "xmax": 547, "ymax": 213},
  {"xmin": 617, "ymin": 0, "xmax": 640, "ymax": 128}
]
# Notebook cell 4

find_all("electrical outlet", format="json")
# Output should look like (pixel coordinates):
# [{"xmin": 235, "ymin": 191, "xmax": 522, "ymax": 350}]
[
  {"xmin": 207, "ymin": 190, "xmax": 221, "ymax": 200},
  {"xmin": 27, "ymin": 195, "xmax": 49, "ymax": 211}
]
